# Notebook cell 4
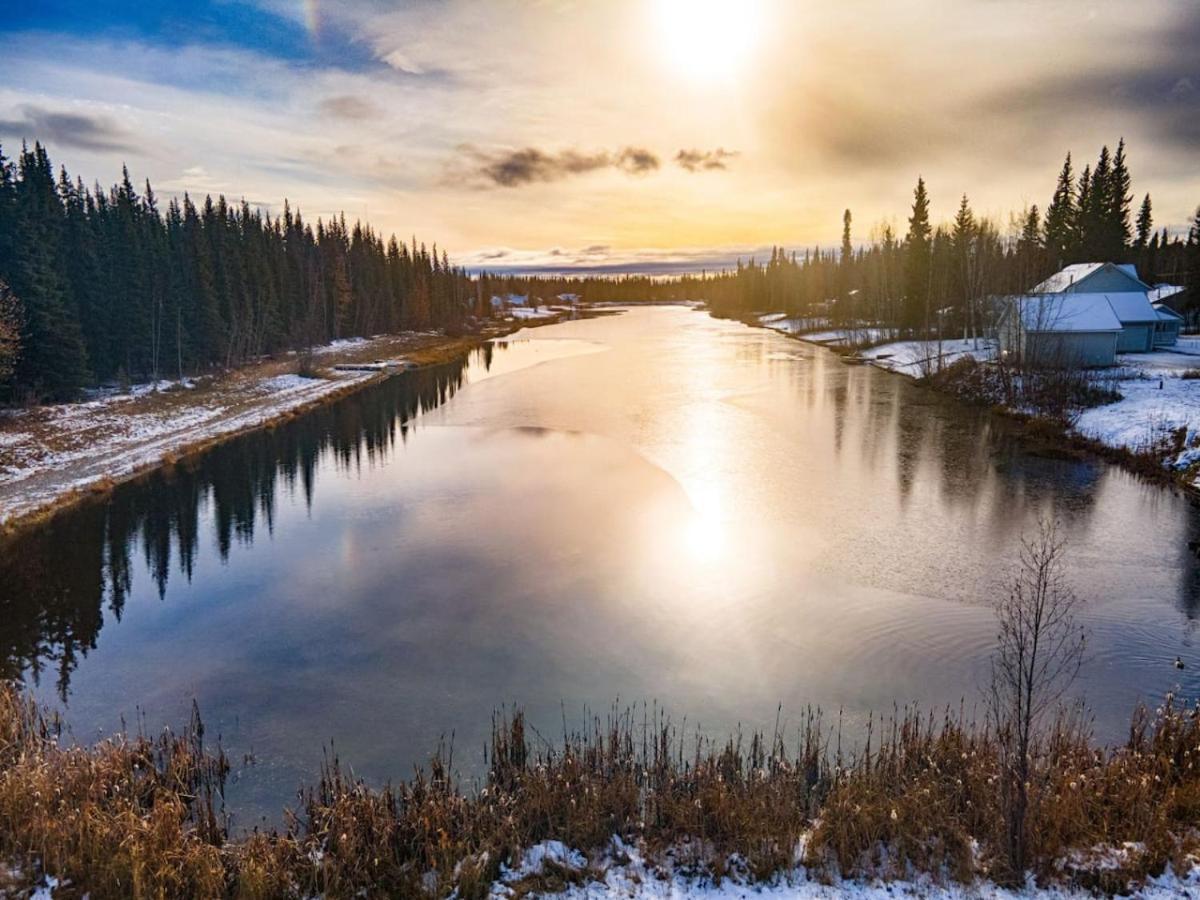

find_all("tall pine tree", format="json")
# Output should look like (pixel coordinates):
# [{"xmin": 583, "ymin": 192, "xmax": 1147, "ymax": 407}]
[{"xmin": 903, "ymin": 177, "xmax": 932, "ymax": 331}]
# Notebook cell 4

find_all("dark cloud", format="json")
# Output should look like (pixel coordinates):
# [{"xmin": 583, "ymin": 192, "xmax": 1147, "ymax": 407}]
[
  {"xmin": 617, "ymin": 147, "xmax": 660, "ymax": 174},
  {"xmin": 675, "ymin": 148, "xmax": 738, "ymax": 172},
  {"xmin": 465, "ymin": 145, "xmax": 660, "ymax": 187},
  {"xmin": 0, "ymin": 104, "xmax": 135, "ymax": 153},
  {"xmin": 319, "ymin": 95, "xmax": 378, "ymax": 120}
]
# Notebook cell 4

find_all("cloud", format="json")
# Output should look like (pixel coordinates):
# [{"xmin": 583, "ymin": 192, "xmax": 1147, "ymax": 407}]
[
  {"xmin": 319, "ymin": 94, "xmax": 378, "ymax": 120},
  {"xmin": 458, "ymin": 242, "xmax": 782, "ymax": 276},
  {"xmin": 0, "ymin": 104, "xmax": 135, "ymax": 153},
  {"xmin": 464, "ymin": 145, "xmax": 661, "ymax": 187},
  {"xmin": 618, "ymin": 147, "xmax": 660, "ymax": 174},
  {"xmin": 675, "ymin": 148, "xmax": 738, "ymax": 172}
]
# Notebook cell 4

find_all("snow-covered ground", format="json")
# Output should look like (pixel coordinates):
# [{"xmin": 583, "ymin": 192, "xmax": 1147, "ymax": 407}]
[
  {"xmin": 0, "ymin": 368, "xmax": 376, "ymax": 526},
  {"xmin": 490, "ymin": 839, "xmax": 1200, "ymax": 899},
  {"xmin": 859, "ymin": 338, "xmax": 997, "ymax": 378},
  {"xmin": 755, "ymin": 315, "xmax": 896, "ymax": 347},
  {"xmin": 508, "ymin": 305, "xmax": 566, "ymax": 320},
  {"xmin": 1075, "ymin": 356, "xmax": 1200, "ymax": 468},
  {"xmin": 854, "ymin": 335, "xmax": 1200, "ymax": 483}
]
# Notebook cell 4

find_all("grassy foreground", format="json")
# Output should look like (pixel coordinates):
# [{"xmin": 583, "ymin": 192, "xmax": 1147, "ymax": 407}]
[{"xmin": 1, "ymin": 683, "xmax": 1199, "ymax": 898}]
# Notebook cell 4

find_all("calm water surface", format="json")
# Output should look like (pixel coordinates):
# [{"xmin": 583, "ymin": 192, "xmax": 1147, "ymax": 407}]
[{"xmin": 3, "ymin": 306, "xmax": 1199, "ymax": 823}]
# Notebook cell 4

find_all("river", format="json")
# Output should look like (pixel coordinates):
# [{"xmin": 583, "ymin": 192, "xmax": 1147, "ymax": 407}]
[{"xmin": 2, "ymin": 306, "xmax": 1198, "ymax": 824}]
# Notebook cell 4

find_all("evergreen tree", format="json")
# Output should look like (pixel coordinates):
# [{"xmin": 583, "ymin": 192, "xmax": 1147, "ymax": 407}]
[
  {"xmin": 0, "ymin": 278, "xmax": 21, "ymax": 386},
  {"xmin": 1135, "ymin": 193, "xmax": 1153, "ymax": 249},
  {"xmin": 1108, "ymin": 138, "xmax": 1133, "ymax": 253},
  {"xmin": 1072, "ymin": 163, "xmax": 1092, "ymax": 262},
  {"xmin": 903, "ymin": 177, "xmax": 932, "ymax": 331},
  {"xmin": 1043, "ymin": 153, "xmax": 1075, "ymax": 268},
  {"xmin": 6, "ymin": 145, "xmax": 89, "ymax": 400},
  {"xmin": 1016, "ymin": 205, "xmax": 1044, "ymax": 288},
  {"xmin": 839, "ymin": 209, "xmax": 854, "ymax": 305},
  {"xmin": 1190, "ymin": 206, "xmax": 1200, "ymax": 295},
  {"xmin": 950, "ymin": 194, "xmax": 975, "ymax": 329},
  {"xmin": 1085, "ymin": 146, "xmax": 1112, "ymax": 258}
]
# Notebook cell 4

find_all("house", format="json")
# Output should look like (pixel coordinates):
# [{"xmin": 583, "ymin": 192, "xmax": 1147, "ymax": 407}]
[
  {"xmin": 489, "ymin": 293, "xmax": 530, "ymax": 308},
  {"xmin": 1030, "ymin": 263, "xmax": 1160, "ymax": 353},
  {"xmin": 997, "ymin": 293, "xmax": 1123, "ymax": 368},
  {"xmin": 1030, "ymin": 262, "xmax": 1150, "ymax": 295},
  {"xmin": 1153, "ymin": 304, "xmax": 1184, "ymax": 347}
]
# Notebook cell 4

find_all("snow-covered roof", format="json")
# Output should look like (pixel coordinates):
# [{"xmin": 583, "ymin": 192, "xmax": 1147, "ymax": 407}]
[
  {"xmin": 1100, "ymin": 291, "xmax": 1158, "ymax": 324},
  {"xmin": 489, "ymin": 293, "xmax": 529, "ymax": 307},
  {"xmin": 1030, "ymin": 262, "xmax": 1149, "ymax": 294},
  {"xmin": 1031, "ymin": 264, "xmax": 1104, "ymax": 293},
  {"xmin": 1154, "ymin": 304, "xmax": 1185, "ymax": 321},
  {"xmin": 1010, "ymin": 294, "xmax": 1123, "ymax": 333},
  {"xmin": 1148, "ymin": 284, "xmax": 1185, "ymax": 303}
]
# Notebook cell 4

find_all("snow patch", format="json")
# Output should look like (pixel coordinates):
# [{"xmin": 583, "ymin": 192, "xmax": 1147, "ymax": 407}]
[
  {"xmin": 489, "ymin": 837, "xmax": 1200, "ymax": 898},
  {"xmin": 859, "ymin": 338, "xmax": 997, "ymax": 378}
]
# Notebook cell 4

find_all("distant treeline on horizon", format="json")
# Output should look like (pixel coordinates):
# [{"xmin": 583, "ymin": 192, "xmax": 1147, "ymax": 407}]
[{"xmin": 0, "ymin": 141, "xmax": 1198, "ymax": 402}]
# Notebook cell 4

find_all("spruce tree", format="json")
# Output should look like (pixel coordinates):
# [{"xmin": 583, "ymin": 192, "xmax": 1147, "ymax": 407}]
[
  {"xmin": 1135, "ymin": 194, "xmax": 1153, "ymax": 249},
  {"xmin": 839, "ymin": 209, "xmax": 853, "ymax": 304},
  {"xmin": 1109, "ymin": 139, "xmax": 1133, "ymax": 254},
  {"xmin": 1017, "ymin": 205, "xmax": 1044, "ymax": 288},
  {"xmin": 951, "ymin": 194, "xmax": 975, "ymax": 327},
  {"xmin": 1073, "ymin": 163, "xmax": 1092, "ymax": 261},
  {"xmin": 903, "ymin": 177, "xmax": 932, "ymax": 332},
  {"xmin": 7, "ymin": 144, "xmax": 89, "ymax": 400},
  {"xmin": 1190, "ymin": 206, "xmax": 1200, "ymax": 295},
  {"xmin": 1043, "ymin": 154, "xmax": 1075, "ymax": 268},
  {"xmin": 0, "ymin": 278, "xmax": 21, "ymax": 386},
  {"xmin": 1085, "ymin": 146, "xmax": 1112, "ymax": 259}
]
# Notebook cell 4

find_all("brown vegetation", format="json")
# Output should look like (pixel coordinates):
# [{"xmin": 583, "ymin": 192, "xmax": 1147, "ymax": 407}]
[{"xmin": 2, "ymin": 681, "xmax": 1200, "ymax": 898}]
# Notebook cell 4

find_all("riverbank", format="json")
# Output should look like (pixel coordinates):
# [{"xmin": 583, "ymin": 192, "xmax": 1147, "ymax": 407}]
[
  {"xmin": 754, "ymin": 315, "xmax": 1200, "ymax": 495},
  {"xmin": 2, "ymin": 681, "xmax": 1199, "ymax": 898},
  {"xmin": 0, "ymin": 315, "xmax": 568, "ymax": 534}
]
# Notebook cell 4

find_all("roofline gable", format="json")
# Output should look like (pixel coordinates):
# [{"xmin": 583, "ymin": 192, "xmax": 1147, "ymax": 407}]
[{"xmin": 1072, "ymin": 262, "xmax": 1152, "ymax": 293}]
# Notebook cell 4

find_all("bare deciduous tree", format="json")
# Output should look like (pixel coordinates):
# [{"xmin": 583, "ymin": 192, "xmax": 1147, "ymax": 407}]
[{"xmin": 987, "ymin": 520, "xmax": 1086, "ymax": 880}]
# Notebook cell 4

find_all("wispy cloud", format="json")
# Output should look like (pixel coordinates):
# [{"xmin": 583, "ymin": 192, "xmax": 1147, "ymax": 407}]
[
  {"xmin": 318, "ymin": 94, "xmax": 378, "ymax": 120},
  {"xmin": 0, "ymin": 104, "xmax": 135, "ymax": 153},
  {"xmin": 675, "ymin": 148, "xmax": 738, "ymax": 172},
  {"xmin": 463, "ymin": 145, "xmax": 661, "ymax": 188},
  {"xmin": 2, "ymin": 0, "xmax": 1199, "ymax": 271}
]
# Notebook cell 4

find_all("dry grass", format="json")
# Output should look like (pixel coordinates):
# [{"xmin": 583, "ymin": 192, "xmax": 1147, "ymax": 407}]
[{"xmin": 2, "ymin": 685, "xmax": 1200, "ymax": 897}]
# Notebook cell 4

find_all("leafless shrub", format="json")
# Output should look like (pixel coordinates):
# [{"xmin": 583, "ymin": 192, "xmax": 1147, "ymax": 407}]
[{"xmin": 987, "ymin": 520, "xmax": 1085, "ymax": 881}]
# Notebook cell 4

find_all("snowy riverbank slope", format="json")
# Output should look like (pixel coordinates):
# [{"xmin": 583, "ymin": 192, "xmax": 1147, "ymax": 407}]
[
  {"xmin": 863, "ymin": 337, "xmax": 1200, "ymax": 483},
  {"xmin": 0, "ymin": 330, "xmax": 468, "ymax": 527},
  {"xmin": 755, "ymin": 315, "xmax": 1200, "ymax": 486},
  {"xmin": 0, "ymin": 369, "xmax": 375, "ymax": 527}
]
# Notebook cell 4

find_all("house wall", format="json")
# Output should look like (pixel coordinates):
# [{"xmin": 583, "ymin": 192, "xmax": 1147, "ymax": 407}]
[
  {"xmin": 1115, "ymin": 323, "xmax": 1154, "ymax": 353},
  {"xmin": 1155, "ymin": 321, "xmax": 1181, "ymax": 346},
  {"xmin": 1023, "ymin": 331, "xmax": 1117, "ymax": 368}
]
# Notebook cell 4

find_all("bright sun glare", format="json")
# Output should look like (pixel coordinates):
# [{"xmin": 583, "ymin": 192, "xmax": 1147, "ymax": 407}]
[{"xmin": 655, "ymin": 0, "xmax": 763, "ymax": 85}]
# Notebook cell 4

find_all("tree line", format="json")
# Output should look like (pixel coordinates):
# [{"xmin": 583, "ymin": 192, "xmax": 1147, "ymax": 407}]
[
  {"xmin": 499, "ymin": 142, "xmax": 1198, "ymax": 336},
  {"xmin": 3, "ymin": 139, "xmax": 1199, "ymax": 402},
  {"xmin": 0, "ymin": 143, "xmax": 478, "ymax": 401},
  {"xmin": 697, "ymin": 141, "xmax": 1200, "ymax": 332}
]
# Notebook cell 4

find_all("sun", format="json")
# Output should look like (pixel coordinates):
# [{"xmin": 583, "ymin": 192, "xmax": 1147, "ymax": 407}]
[{"xmin": 654, "ymin": 0, "xmax": 763, "ymax": 86}]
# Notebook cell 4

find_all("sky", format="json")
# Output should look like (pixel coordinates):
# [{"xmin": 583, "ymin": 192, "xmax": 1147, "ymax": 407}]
[{"xmin": 0, "ymin": 0, "xmax": 1198, "ymax": 274}]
